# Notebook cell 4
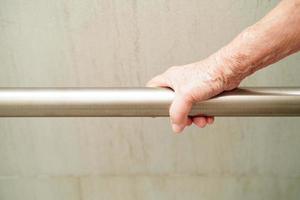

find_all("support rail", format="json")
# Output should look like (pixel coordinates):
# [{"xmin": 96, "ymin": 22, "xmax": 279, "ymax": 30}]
[{"xmin": 0, "ymin": 87, "xmax": 299, "ymax": 117}]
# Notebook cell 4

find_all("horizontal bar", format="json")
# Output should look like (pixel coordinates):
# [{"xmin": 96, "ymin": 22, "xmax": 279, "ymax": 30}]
[{"xmin": 0, "ymin": 87, "xmax": 299, "ymax": 117}]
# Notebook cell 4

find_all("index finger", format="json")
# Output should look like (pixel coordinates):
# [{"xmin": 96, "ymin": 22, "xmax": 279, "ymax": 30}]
[{"xmin": 146, "ymin": 75, "xmax": 170, "ymax": 87}]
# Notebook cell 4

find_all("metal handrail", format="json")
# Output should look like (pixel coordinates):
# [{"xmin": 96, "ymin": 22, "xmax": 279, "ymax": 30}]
[{"xmin": 0, "ymin": 87, "xmax": 299, "ymax": 117}]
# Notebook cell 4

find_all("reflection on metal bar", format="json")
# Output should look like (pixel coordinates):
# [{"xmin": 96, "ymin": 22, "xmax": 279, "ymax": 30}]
[{"xmin": 0, "ymin": 87, "xmax": 299, "ymax": 117}]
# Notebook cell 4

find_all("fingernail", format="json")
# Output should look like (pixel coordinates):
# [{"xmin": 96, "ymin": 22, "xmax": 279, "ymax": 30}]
[{"xmin": 172, "ymin": 124, "xmax": 183, "ymax": 133}]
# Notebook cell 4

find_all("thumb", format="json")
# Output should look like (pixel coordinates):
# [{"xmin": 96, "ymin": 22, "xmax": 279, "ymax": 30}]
[{"xmin": 169, "ymin": 94, "xmax": 193, "ymax": 133}]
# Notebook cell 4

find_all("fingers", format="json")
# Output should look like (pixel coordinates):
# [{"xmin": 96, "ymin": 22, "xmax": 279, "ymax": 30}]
[
  {"xmin": 186, "ymin": 117, "xmax": 193, "ymax": 126},
  {"xmin": 192, "ymin": 116, "xmax": 215, "ymax": 128},
  {"xmin": 147, "ymin": 74, "xmax": 191, "ymax": 133},
  {"xmin": 147, "ymin": 73, "xmax": 193, "ymax": 133},
  {"xmin": 192, "ymin": 117, "xmax": 207, "ymax": 128},
  {"xmin": 146, "ymin": 75, "xmax": 170, "ymax": 87},
  {"xmin": 207, "ymin": 116, "xmax": 215, "ymax": 124},
  {"xmin": 169, "ymin": 95, "xmax": 193, "ymax": 133}
]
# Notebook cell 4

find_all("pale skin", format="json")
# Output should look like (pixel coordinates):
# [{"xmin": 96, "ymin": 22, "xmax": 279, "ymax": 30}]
[{"xmin": 147, "ymin": 0, "xmax": 300, "ymax": 133}]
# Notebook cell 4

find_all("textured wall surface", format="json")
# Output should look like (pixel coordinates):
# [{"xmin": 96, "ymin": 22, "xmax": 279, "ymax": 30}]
[{"xmin": 0, "ymin": 0, "xmax": 300, "ymax": 199}]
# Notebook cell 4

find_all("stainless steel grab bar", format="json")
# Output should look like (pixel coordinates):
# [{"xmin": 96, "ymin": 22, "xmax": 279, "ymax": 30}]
[{"xmin": 0, "ymin": 87, "xmax": 299, "ymax": 117}]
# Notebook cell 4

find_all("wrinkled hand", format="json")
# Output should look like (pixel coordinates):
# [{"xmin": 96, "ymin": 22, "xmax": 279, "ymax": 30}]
[{"xmin": 147, "ymin": 55, "xmax": 241, "ymax": 133}]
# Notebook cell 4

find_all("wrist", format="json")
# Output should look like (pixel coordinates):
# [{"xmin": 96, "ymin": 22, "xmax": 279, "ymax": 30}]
[
  {"xmin": 206, "ymin": 50, "xmax": 245, "ymax": 91},
  {"xmin": 208, "ymin": 27, "xmax": 261, "ymax": 90}
]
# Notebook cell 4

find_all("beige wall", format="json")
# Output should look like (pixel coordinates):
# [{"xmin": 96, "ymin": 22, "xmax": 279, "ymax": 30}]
[{"xmin": 1, "ymin": 0, "xmax": 300, "ymax": 199}]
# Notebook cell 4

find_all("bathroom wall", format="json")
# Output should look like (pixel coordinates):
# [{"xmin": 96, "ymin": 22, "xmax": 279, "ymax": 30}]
[{"xmin": 0, "ymin": 0, "xmax": 300, "ymax": 199}]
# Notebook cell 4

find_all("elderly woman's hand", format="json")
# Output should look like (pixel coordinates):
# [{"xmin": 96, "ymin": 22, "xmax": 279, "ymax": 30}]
[
  {"xmin": 147, "ymin": 54, "xmax": 242, "ymax": 133},
  {"xmin": 146, "ymin": 0, "xmax": 300, "ymax": 133}
]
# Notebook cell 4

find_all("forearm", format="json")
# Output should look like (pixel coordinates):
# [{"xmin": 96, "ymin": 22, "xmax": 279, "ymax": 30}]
[{"xmin": 212, "ymin": 0, "xmax": 300, "ymax": 88}]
